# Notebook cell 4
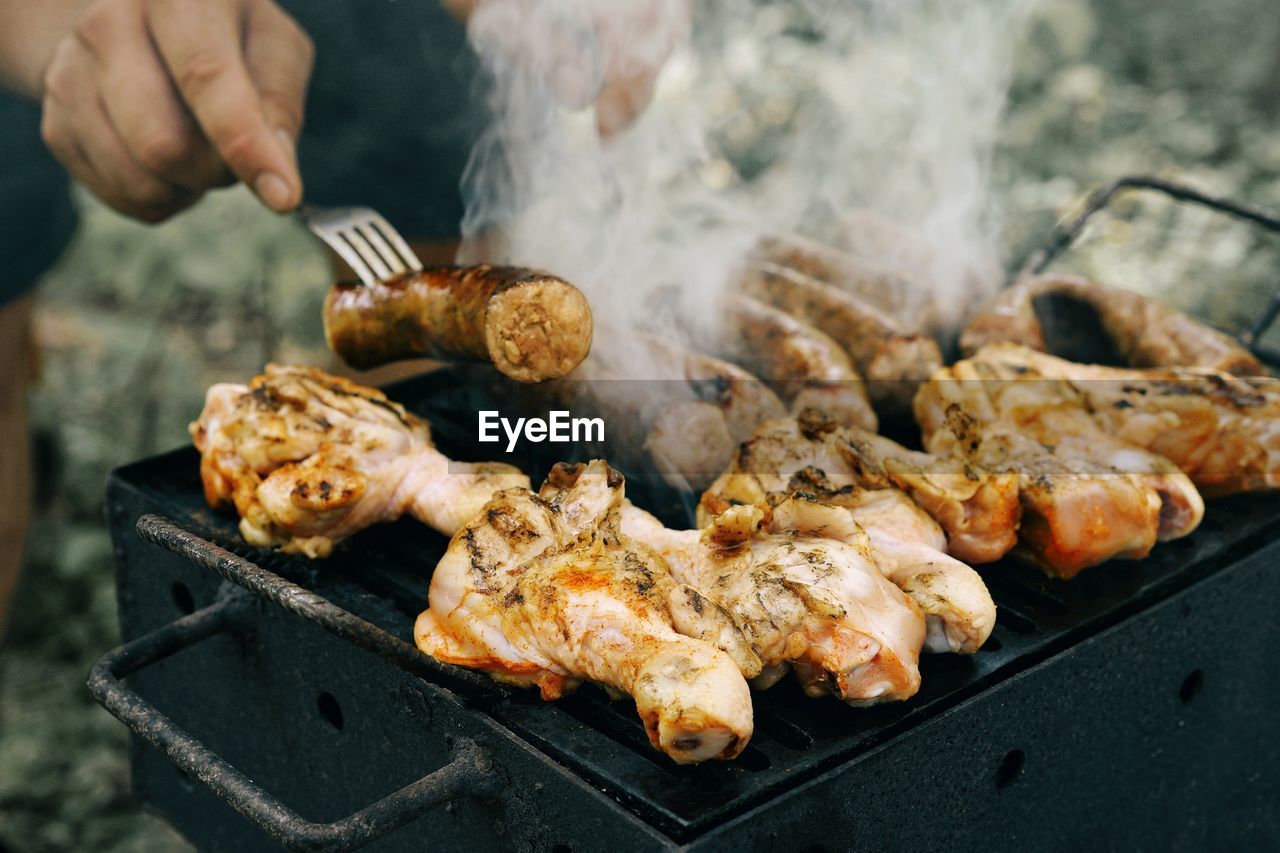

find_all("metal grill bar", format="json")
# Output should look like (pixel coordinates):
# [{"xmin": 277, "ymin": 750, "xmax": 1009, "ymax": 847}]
[
  {"xmin": 132, "ymin": 514, "xmax": 498, "ymax": 698},
  {"xmin": 1024, "ymin": 175, "xmax": 1280, "ymax": 275},
  {"xmin": 86, "ymin": 588, "xmax": 497, "ymax": 852}
]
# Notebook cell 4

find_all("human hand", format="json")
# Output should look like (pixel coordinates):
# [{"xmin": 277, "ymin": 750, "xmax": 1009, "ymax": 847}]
[
  {"xmin": 40, "ymin": 0, "xmax": 313, "ymax": 222},
  {"xmin": 443, "ymin": 0, "xmax": 690, "ymax": 137}
]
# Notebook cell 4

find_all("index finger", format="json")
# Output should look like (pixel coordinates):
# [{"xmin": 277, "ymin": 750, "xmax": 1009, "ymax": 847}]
[{"xmin": 145, "ymin": 0, "xmax": 300, "ymax": 210}]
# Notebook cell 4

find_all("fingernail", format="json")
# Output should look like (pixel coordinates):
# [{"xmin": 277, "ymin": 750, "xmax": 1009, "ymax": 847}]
[{"xmin": 255, "ymin": 172, "xmax": 293, "ymax": 211}]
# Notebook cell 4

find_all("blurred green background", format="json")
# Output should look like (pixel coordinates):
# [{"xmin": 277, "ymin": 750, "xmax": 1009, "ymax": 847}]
[{"xmin": 2, "ymin": 0, "xmax": 1279, "ymax": 849}]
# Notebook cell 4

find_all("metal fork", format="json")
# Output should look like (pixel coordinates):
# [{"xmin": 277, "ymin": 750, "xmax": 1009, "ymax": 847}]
[{"xmin": 301, "ymin": 206, "xmax": 424, "ymax": 286}]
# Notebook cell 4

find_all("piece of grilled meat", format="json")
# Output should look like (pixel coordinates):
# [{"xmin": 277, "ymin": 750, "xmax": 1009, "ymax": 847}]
[
  {"xmin": 192, "ymin": 365, "xmax": 528, "ymax": 557},
  {"xmin": 697, "ymin": 412, "xmax": 998, "ymax": 654},
  {"xmin": 726, "ymin": 295, "xmax": 878, "ymax": 431},
  {"xmin": 415, "ymin": 461, "xmax": 756, "ymax": 764},
  {"xmin": 959, "ymin": 274, "xmax": 1264, "ymax": 375},
  {"xmin": 325, "ymin": 265, "xmax": 593, "ymax": 382},
  {"xmin": 916, "ymin": 346, "xmax": 1206, "ymax": 578},
  {"xmin": 739, "ymin": 261, "xmax": 943, "ymax": 424},
  {"xmin": 638, "ymin": 335, "xmax": 788, "ymax": 490},
  {"xmin": 701, "ymin": 468, "xmax": 995, "ymax": 656},
  {"xmin": 709, "ymin": 410, "xmax": 1020, "ymax": 566},
  {"xmin": 966, "ymin": 344, "xmax": 1280, "ymax": 496},
  {"xmin": 620, "ymin": 499, "xmax": 926, "ymax": 705}
]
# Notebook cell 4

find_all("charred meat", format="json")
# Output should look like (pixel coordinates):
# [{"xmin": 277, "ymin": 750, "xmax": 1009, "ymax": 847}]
[
  {"xmin": 325, "ymin": 265, "xmax": 593, "ymax": 383},
  {"xmin": 192, "ymin": 365, "xmax": 528, "ymax": 557},
  {"xmin": 415, "ymin": 461, "xmax": 755, "ymax": 764}
]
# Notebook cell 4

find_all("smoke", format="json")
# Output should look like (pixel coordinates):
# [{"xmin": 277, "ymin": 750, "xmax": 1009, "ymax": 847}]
[
  {"xmin": 457, "ymin": 0, "xmax": 1040, "ymax": 376},
  {"xmin": 745, "ymin": 0, "xmax": 1040, "ymax": 326}
]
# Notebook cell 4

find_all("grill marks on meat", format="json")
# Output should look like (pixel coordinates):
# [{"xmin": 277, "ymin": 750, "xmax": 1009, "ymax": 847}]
[
  {"xmin": 726, "ymin": 295, "xmax": 878, "ymax": 432},
  {"xmin": 916, "ymin": 345, "xmax": 1206, "ymax": 578},
  {"xmin": 640, "ymin": 337, "xmax": 788, "ymax": 490},
  {"xmin": 969, "ymin": 345, "xmax": 1280, "ymax": 496},
  {"xmin": 324, "ymin": 265, "xmax": 593, "ymax": 383},
  {"xmin": 739, "ymin": 262, "xmax": 944, "ymax": 423},
  {"xmin": 618, "ymin": 500, "xmax": 926, "ymax": 705},
  {"xmin": 415, "ymin": 461, "xmax": 756, "ymax": 764},
  {"xmin": 722, "ymin": 410, "xmax": 1020, "ymax": 565},
  {"xmin": 192, "ymin": 365, "xmax": 528, "ymax": 557},
  {"xmin": 959, "ymin": 274, "xmax": 1265, "ymax": 375},
  {"xmin": 420, "ymin": 456, "xmax": 926, "ymax": 719},
  {"xmin": 696, "ymin": 413, "xmax": 997, "ymax": 654}
]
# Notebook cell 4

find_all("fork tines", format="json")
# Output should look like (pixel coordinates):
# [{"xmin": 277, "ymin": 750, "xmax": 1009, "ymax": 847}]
[{"xmin": 302, "ymin": 206, "xmax": 425, "ymax": 286}]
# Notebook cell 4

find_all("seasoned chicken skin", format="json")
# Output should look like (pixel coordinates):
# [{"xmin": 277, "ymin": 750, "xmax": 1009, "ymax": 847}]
[
  {"xmin": 979, "ymin": 345, "xmax": 1280, "ymax": 496},
  {"xmin": 701, "ymin": 466, "xmax": 995, "ymax": 655},
  {"xmin": 717, "ymin": 410, "xmax": 1020, "ymax": 565},
  {"xmin": 415, "ymin": 461, "xmax": 756, "ymax": 764},
  {"xmin": 966, "ymin": 429, "xmax": 1163, "ymax": 578},
  {"xmin": 192, "ymin": 365, "xmax": 528, "ymax": 557},
  {"xmin": 620, "ymin": 500, "xmax": 925, "ymax": 705},
  {"xmin": 696, "ymin": 412, "xmax": 997, "ymax": 653},
  {"xmin": 916, "ymin": 346, "xmax": 1206, "ymax": 578}
]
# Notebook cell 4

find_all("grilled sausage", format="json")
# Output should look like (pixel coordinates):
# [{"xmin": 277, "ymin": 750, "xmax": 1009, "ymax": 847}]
[
  {"xmin": 758, "ymin": 232, "xmax": 941, "ymax": 330},
  {"xmin": 676, "ymin": 345, "xmax": 791, "ymax": 444},
  {"xmin": 645, "ymin": 401, "xmax": 738, "ymax": 491},
  {"xmin": 959, "ymin": 273, "xmax": 1264, "ymax": 375},
  {"xmin": 727, "ymin": 295, "xmax": 878, "ymax": 431},
  {"xmin": 739, "ymin": 261, "xmax": 943, "ymax": 423},
  {"xmin": 638, "ymin": 336, "xmax": 789, "ymax": 490},
  {"xmin": 324, "ymin": 265, "xmax": 593, "ymax": 383},
  {"xmin": 761, "ymin": 215, "xmax": 1004, "ymax": 319}
]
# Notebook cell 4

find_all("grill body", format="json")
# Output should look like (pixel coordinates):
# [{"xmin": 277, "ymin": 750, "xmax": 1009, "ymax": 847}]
[{"xmin": 102, "ymin": 364, "xmax": 1280, "ymax": 852}]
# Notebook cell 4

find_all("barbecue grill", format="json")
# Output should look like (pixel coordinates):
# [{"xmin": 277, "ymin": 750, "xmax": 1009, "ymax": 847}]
[{"xmin": 89, "ymin": 177, "xmax": 1280, "ymax": 851}]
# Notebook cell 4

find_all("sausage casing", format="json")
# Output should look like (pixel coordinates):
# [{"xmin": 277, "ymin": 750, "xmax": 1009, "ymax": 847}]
[{"xmin": 325, "ymin": 265, "xmax": 593, "ymax": 383}]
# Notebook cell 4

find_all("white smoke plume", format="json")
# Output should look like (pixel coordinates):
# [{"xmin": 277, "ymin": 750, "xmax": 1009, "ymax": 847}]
[{"xmin": 458, "ymin": 0, "xmax": 1040, "ymax": 375}]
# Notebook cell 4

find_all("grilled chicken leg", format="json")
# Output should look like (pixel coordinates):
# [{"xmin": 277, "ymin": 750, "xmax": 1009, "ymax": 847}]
[
  {"xmin": 701, "ymin": 466, "xmax": 995, "ymax": 655},
  {"xmin": 973, "ymin": 344, "xmax": 1280, "ymax": 496},
  {"xmin": 415, "ymin": 461, "xmax": 756, "ymax": 764},
  {"xmin": 192, "ymin": 365, "xmax": 528, "ymax": 557},
  {"xmin": 619, "ymin": 501, "xmax": 925, "ymax": 705},
  {"xmin": 711, "ymin": 410, "xmax": 1020, "ymax": 565},
  {"xmin": 697, "ymin": 412, "xmax": 997, "ymax": 653},
  {"xmin": 916, "ymin": 346, "xmax": 1205, "ymax": 577}
]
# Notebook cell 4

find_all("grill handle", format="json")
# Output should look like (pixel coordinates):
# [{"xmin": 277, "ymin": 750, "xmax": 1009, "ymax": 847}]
[
  {"xmin": 131, "ymin": 513, "xmax": 495, "ymax": 695},
  {"xmin": 86, "ymin": 517, "xmax": 501, "ymax": 853}
]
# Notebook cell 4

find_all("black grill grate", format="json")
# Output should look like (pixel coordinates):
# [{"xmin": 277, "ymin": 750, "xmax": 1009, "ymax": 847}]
[{"xmin": 110, "ymin": 366, "xmax": 1280, "ymax": 841}]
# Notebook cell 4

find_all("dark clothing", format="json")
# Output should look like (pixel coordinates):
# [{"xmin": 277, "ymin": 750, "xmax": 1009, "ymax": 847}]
[
  {"xmin": 0, "ymin": 0, "xmax": 487, "ymax": 304},
  {"xmin": 0, "ymin": 94, "xmax": 77, "ymax": 306},
  {"xmin": 284, "ymin": 0, "xmax": 488, "ymax": 240}
]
